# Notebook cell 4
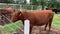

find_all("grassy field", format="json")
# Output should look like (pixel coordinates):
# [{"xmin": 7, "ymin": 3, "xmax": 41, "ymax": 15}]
[
  {"xmin": 0, "ymin": 14, "xmax": 60, "ymax": 34},
  {"xmin": 52, "ymin": 14, "xmax": 60, "ymax": 28},
  {"xmin": 0, "ymin": 21, "xmax": 23, "ymax": 34}
]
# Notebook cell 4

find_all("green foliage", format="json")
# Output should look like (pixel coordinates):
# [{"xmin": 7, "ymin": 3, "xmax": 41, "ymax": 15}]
[
  {"xmin": 30, "ymin": 0, "xmax": 39, "ymax": 10},
  {"xmin": 16, "ymin": 0, "xmax": 27, "ymax": 4},
  {"xmin": 23, "ymin": 0, "xmax": 27, "ymax": 4},
  {"xmin": 0, "ymin": 0, "xmax": 14, "ymax": 3},
  {"xmin": 7, "ymin": 0, "xmax": 14, "ymax": 3},
  {"xmin": 30, "ymin": 0, "xmax": 46, "ymax": 10},
  {"xmin": 30, "ymin": 0, "xmax": 38, "ymax": 5},
  {"xmin": 46, "ymin": 0, "xmax": 60, "ymax": 8},
  {"xmin": 0, "ymin": 0, "xmax": 8, "ymax": 3}
]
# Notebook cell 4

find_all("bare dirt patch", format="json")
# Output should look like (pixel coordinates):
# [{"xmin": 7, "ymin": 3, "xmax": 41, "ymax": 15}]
[{"xmin": 17, "ymin": 26, "xmax": 60, "ymax": 34}]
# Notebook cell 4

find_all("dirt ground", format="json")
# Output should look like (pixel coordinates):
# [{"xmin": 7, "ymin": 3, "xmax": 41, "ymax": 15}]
[
  {"xmin": 17, "ymin": 26, "xmax": 60, "ymax": 34},
  {"xmin": 0, "ymin": 25, "xmax": 60, "ymax": 34}
]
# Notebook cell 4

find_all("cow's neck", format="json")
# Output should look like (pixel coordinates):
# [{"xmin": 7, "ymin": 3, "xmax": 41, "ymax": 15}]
[{"xmin": 20, "ymin": 11, "xmax": 30, "ymax": 21}]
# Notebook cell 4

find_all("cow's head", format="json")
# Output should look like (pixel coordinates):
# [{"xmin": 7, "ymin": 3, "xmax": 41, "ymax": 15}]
[{"xmin": 11, "ymin": 10, "xmax": 24, "ymax": 22}]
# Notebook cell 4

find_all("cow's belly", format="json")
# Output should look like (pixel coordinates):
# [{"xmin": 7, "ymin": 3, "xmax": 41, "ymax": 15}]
[
  {"xmin": 34, "ymin": 22, "xmax": 48, "ymax": 26},
  {"xmin": 34, "ymin": 16, "xmax": 49, "ymax": 26}
]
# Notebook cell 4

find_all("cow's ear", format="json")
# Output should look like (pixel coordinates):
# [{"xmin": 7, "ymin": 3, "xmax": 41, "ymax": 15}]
[
  {"xmin": 19, "ymin": 13, "xmax": 21, "ymax": 16},
  {"xmin": 19, "ymin": 11, "xmax": 22, "ymax": 16}
]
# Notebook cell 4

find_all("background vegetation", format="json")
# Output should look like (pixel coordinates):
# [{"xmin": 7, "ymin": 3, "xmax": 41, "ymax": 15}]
[{"xmin": 0, "ymin": 0, "xmax": 60, "ymax": 9}]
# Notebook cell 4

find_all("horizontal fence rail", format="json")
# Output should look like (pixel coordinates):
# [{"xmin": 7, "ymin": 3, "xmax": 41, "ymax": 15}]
[{"xmin": 0, "ymin": 3, "xmax": 47, "ymax": 10}]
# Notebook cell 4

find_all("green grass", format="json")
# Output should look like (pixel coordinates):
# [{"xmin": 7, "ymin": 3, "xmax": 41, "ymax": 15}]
[
  {"xmin": 52, "ymin": 14, "xmax": 60, "ymax": 28},
  {"xmin": 2, "ymin": 20, "xmax": 23, "ymax": 34}
]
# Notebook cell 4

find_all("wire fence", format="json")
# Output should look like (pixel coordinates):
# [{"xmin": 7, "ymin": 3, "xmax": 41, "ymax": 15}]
[
  {"xmin": 0, "ymin": 3, "xmax": 24, "ymax": 34},
  {"xmin": 0, "ymin": 14, "xmax": 24, "ymax": 34}
]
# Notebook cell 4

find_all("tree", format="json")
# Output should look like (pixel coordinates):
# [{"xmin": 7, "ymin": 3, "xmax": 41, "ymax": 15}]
[
  {"xmin": 30, "ymin": 0, "xmax": 38, "ymax": 5},
  {"xmin": 0, "ymin": 0, "xmax": 14, "ymax": 3},
  {"xmin": 0, "ymin": 0, "xmax": 8, "ymax": 3},
  {"xmin": 22, "ymin": 0, "xmax": 27, "ymax": 4},
  {"xmin": 30, "ymin": 0, "xmax": 39, "ymax": 10},
  {"xmin": 40, "ymin": 0, "xmax": 46, "ymax": 10},
  {"xmin": 7, "ymin": 0, "xmax": 14, "ymax": 3},
  {"xmin": 47, "ymin": 0, "xmax": 60, "ymax": 9}
]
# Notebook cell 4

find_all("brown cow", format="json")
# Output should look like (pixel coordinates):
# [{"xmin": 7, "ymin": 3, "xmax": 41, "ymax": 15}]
[{"xmin": 11, "ymin": 10, "xmax": 54, "ymax": 34}]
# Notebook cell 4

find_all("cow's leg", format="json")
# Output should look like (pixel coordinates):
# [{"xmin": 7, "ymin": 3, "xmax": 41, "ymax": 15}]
[
  {"xmin": 29, "ymin": 25, "xmax": 33, "ymax": 34},
  {"xmin": 44, "ymin": 23, "xmax": 48, "ymax": 30},
  {"xmin": 48, "ymin": 17, "xmax": 53, "ymax": 31},
  {"xmin": 49, "ymin": 23, "xmax": 52, "ymax": 31}
]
